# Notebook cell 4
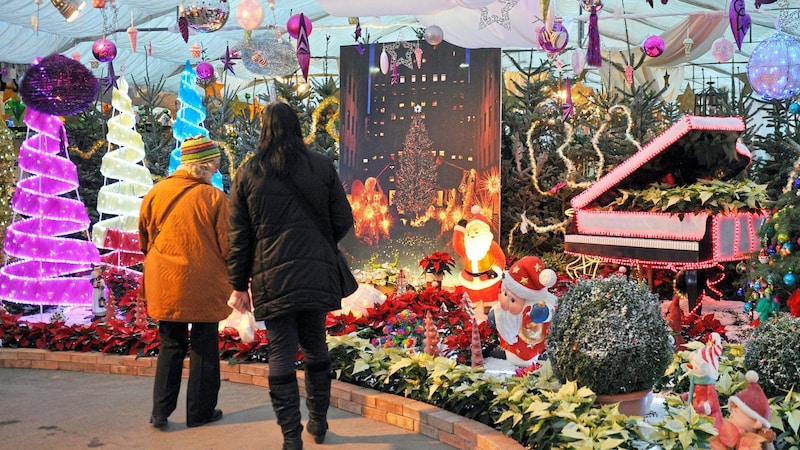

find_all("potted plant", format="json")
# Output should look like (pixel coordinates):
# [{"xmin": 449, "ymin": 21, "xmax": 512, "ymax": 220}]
[
  {"xmin": 546, "ymin": 275, "xmax": 674, "ymax": 416},
  {"xmin": 744, "ymin": 312, "xmax": 800, "ymax": 398},
  {"xmin": 419, "ymin": 252, "xmax": 455, "ymax": 289}
]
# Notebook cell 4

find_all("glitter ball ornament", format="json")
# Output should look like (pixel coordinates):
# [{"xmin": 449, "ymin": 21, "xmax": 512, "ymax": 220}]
[
  {"xmin": 196, "ymin": 61, "xmax": 214, "ymax": 80},
  {"xmin": 423, "ymin": 25, "xmax": 444, "ymax": 46},
  {"xmin": 92, "ymin": 38, "xmax": 117, "ymax": 63},
  {"xmin": 642, "ymin": 35, "xmax": 665, "ymax": 57},
  {"xmin": 19, "ymin": 54, "xmax": 99, "ymax": 116},
  {"xmin": 179, "ymin": 0, "xmax": 229, "ymax": 33}
]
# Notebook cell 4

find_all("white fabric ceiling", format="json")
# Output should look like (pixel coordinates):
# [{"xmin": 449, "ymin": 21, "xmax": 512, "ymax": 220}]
[{"xmin": 1, "ymin": 0, "xmax": 798, "ymax": 105}]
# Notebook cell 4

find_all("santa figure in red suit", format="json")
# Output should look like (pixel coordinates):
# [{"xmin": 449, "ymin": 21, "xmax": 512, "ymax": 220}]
[
  {"xmin": 452, "ymin": 205, "xmax": 506, "ymax": 319},
  {"xmin": 487, "ymin": 256, "xmax": 558, "ymax": 367}
]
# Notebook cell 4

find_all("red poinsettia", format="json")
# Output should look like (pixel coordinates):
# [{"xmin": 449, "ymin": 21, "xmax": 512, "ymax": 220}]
[{"xmin": 419, "ymin": 252, "xmax": 456, "ymax": 276}]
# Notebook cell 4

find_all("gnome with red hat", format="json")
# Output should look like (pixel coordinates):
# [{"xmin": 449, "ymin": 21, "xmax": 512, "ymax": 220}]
[
  {"xmin": 487, "ymin": 256, "xmax": 558, "ymax": 367},
  {"xmin": 711, "ymin": 371, "xmax": 776, "ymax": 450},
  {"xmin": 685, "ymin": 332, "xmax": 724, "ymax": 429},
  {"xmin": 452, "ymin": 205, "xmax": 506, "ymax": 319}
]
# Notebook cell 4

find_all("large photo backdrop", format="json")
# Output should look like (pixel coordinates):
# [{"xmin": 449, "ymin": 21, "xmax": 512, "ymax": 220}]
[{"xmin": 338, "ymin": 40, "xmax": 502, "ymax": 277}]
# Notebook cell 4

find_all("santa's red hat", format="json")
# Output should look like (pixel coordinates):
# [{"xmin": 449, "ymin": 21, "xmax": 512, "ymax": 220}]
[
  {"xmin": 729, "ymin": 371, "xmax": 771, "ymax": 429},
  {"xmin": 466, "ymin": 205, "xmax": 491, "ymax": 231},
  {"xmin": 503, "ymin": 256, "xmax": 557, "ymax": 299}
]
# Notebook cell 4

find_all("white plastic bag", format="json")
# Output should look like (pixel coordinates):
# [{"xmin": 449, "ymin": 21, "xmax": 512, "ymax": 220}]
[{"xmin": 226, "ymin": 305, "xmax": 257, "ymax": 343}]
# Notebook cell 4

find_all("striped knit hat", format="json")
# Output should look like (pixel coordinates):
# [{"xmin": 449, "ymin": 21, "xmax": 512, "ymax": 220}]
[{"xmin": 180, "ymin": 135, "xmax": 220, "ymax": 164}]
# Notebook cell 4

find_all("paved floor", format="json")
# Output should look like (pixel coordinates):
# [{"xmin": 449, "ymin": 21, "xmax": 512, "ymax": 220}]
[{"xmin": 0, "ymin": 368, "xmax": 455, "ymax": 450}]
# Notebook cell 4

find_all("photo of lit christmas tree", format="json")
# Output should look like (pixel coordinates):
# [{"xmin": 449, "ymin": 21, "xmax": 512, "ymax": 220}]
[{"xmin": 392, "ymin": 105, "xmax": 438, "ymax": 222}]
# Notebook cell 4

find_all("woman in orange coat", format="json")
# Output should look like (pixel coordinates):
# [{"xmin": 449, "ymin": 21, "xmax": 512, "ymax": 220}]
[{"xmin": 138, "ymin": 135, "xmax": 231, "ymax": 428}]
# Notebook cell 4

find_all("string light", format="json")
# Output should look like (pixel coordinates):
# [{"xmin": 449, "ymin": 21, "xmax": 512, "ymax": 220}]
[
  {"xmin": 92, "ymin": 76, "xmax": 153, "ymax": 270},
  {"xmin": 0, "ymin": 109, "xmax": 100, "ymax": 306}
]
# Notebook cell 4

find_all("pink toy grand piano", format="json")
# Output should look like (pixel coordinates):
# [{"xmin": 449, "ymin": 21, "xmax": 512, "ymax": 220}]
[{"xmin": 564, "ymin": 115, "xmax": 767, "ymax": 310}]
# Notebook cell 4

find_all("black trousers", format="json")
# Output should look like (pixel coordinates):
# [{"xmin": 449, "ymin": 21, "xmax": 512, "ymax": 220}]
[
  {"xmin": 264, "ymin": 310, "xmax": 330, "ymax": 378},
  {"xmin": 152, "ymin": 321, "xmax": 220, "ymax": 423}
]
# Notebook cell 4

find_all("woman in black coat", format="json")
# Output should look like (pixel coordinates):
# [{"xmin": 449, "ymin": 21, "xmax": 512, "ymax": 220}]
[{"xmin": 227, "ymin": 102, "xmax": 353, "ymax": 450}]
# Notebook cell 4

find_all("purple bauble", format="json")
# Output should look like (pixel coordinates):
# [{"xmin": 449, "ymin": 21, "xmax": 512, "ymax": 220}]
[
  {"xmin": 642, "ymin": 35, "xmax": 665, "ymax": 57},
  {"xmin": 286, "ymin": 13, "xmax": 312, "ymax": 40},
  {"xmin": 19, "ymin": 54, "xmax": 99, "ymax": 116},
  {"xmin": 92, "ymin": 38, "xmax": 117, "ymax": 63},
  {"xmin": 196, "ymin": 61, "xmax": 215, "ymax": 80}
]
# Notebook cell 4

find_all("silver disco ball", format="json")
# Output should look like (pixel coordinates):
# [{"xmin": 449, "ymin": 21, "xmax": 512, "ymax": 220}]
[
  {"xmin": 240, "ymin": 34, "xmax": 299, "ymax": 77},
  {"xmin": 179, "ymin": 1, "xmax": 230, "ymax": 33}
]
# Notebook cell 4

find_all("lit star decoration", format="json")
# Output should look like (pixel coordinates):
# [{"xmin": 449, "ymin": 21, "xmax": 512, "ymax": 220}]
[
  {"xmin": 479, "ymin": 0, "xmax": 519, "ymax": 30},
  {"xmin": 222, "ymin": 45, "xmax": 236, "ymax": 75},
  {"xmin": 0, "ymin": 109, "xmax": 101, "ymax": 306},
  {"xmin": 93, "ymin": 76, "xmax": 153, "ymax": 271},
  {"xmin": 103, "ymin": 61, "xmax": 119, "ymax": 95},
  {"xmin": 384, "ymin": 35, "xmax": 415, "ymax": 70}
]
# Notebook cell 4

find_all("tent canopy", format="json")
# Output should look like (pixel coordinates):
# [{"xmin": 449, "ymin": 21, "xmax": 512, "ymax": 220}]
[{"xmin": 1, "ymin": 0, "xmax": 797, "ymax": 105}]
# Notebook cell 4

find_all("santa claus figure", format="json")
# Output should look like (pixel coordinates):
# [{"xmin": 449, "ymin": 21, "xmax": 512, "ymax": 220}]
[
  {"xmin": 685, "ymin": 332, "xmax": 724, "ymax": 430},
  {"xmin": 487, "ymin": 256, "xmax": 558, "ymax": 367},
  {"xmin": 452, "ymin": 205, "xmax": 506, "ymax": 318},
  {"xmin": 711, "ymin": 371, "xmax": 776, "ymax": 450}
]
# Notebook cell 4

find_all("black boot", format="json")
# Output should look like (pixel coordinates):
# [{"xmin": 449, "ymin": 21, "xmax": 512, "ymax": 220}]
[
  {"xmin": 269, "ymin": 373, "xmax": 303, "ymax": 450},
  {"xmin": 304, "ymin": 362, "xmax": 332, "ymax": 444}
]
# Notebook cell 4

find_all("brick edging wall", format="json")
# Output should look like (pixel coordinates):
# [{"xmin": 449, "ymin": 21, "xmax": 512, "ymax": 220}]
[{"xmin": 0, "ymin": 348, "xmax": 522, "ymax": 450}]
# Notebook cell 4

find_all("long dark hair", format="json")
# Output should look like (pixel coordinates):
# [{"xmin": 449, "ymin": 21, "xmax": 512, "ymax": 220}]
[{"xmin": 254, "ymin": 102, "xmax": 308, "ymax": 178}]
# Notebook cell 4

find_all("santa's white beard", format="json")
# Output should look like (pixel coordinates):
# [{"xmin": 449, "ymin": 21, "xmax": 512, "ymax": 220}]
[
  {"xmin": 493, "ymin": 306, "xmax": 523, "ymax": 344},
  {"xmin": 464, "ymin": 229, "xmax": 493, "ymax": 263}
]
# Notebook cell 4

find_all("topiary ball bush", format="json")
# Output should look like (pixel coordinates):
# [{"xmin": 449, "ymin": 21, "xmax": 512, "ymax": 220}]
[
  {"xmin": 744, "ymin": 313, "xmax": 800, "ymax": 398},
  {"xmin": 546, "ymin": 275, "xmax": 674, "ymax": 396}
]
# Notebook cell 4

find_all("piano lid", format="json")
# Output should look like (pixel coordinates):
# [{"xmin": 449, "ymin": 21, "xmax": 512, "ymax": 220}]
[{"xmin": 571, "ymin": 115, "xmax": 750, "ymax": 210}]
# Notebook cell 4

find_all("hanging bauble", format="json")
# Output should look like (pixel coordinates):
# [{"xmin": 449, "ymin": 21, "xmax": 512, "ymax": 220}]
[
  {"xmin": 236, "ymin": 0, "xmax": 264, "ymax": 31},
  {"xmin": 379, "ymin": 47, "xmax": 390, "ymax": 74},
  {"xmin": 642, "ymin": 35, "xmax": 665, "ymax": 57},
  {"xmin": 71, "ymin": 51, "xmax": 81, "ymax": 62},
  {"xmin": 240, "ymin": 35, "xmax": 299, "ymax": 77},
  {"xmin": 747, "ymin": 32, "xmax": 800, "ymax": 101},
  {"xmin": 778, "ymin": 232, "xmax": 790, "ymax": 243},
  {"xmin": 758, "ymin": 249, "xmax": 769, "ymax": 264},
  {"xmin": 287, "ymin": 13, "xmax": 313, "ymax": 40},
  {"xmin": 753, "ymin": 280, "xmax": 762, "ymax": 291},
  {"xmin": 581, "ymin": 0, "xmax": 604, "ymax": 12},
  {"xmin": 196, "ymin": 61, "xmax": 215, "ymax": 80},
  {"xmin": 179, "ymin": 0, "xmax": 229, "ymax": 33},
  {"xmin": 423, "ymin": 25, "xmax": 444, "ymax": 47},
  {"xmin": 537, "ymin": 22, "xmax": 569, "ymax": 54},
  {"xmin": 92, "ymin": 38, "xmax": 117, "ymax": 63},
  {"xmin": 737, "ymin": 287, "xmax": 745, "ymax": 296},
  {"xmin": 19, "ymin": 54, "xmax": 99, "ymax": 116},
  {"xmin": 785, "ymin": 272, "xmax": 796, "ymax": 286},
  {"xmin": 711, "ymin": 37, "xmax": 735, "ymax": 62},
  {"xmin": 736, "ymin": 262, "xmax": 747, "ymax": 273},
  {"xmin": 790, "ymin": 102, "xmax": 800, "ymax": 114},
  {"xmin": 190, "ymin": 44, "xmax": 202, "ymax": 58},
  {"xmin": 767, "ymin": 273, "xmax": 777, "ymax": 284},
  {"xmin": 743, "ymin": 301, "xmax": 752, "ymax": 312}
]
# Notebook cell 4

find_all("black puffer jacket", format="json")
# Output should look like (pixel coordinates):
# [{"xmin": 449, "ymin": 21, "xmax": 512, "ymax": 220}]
[{"xmin": 228, "ymin": 151, "xmax": 354, "ymax": 321}]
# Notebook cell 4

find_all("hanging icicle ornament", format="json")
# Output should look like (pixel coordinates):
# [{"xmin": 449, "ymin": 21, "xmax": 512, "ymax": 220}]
[
  {"xmin": 294, "ymin": 13, "xmax": 312, "ymax": 82},
  {"xmin": 625, "ymin": 65, "xmax": 634, "ymax": 86},
  {"xmin": 683, "ymin": 36, "xmax": 694, "ymax": 58},
  {"xmin": 583, "ymin": 0, "xmax": 604, "ymax": 67},
  {"xmin": 380, "ymin": 46, "xmax": 389, "ymax": 74},
  {"xmin": 414, "ymin": 44, "xmax": 423, "ymax": 68}
]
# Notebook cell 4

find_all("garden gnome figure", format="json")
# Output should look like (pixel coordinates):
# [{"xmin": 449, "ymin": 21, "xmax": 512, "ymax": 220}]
[
  {"xmin": 487, "ymin": 256, "xmax": 557, "ymax": 367},
  {"xmin": 452, "ymin": 205, "xmax": 505, "ymax": 321},
  {"xmin": 710, "ymin": 371, "xmax": 776, "ymax": 450},
  {"xmin": 686, "ymin": 332, "xmax": 724, "ymax": 429}
]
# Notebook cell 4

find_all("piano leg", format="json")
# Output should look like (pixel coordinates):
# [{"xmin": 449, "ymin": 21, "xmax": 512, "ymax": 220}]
[{"xmin": 686, "ymin": 270, "xmax": 701, "ymax": 314}]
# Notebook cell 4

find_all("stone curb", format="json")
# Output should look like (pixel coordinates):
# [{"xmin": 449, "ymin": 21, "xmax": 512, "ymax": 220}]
[{"xmin": 0, "ymin": 348, "xmax": 523, "ymax": 450}]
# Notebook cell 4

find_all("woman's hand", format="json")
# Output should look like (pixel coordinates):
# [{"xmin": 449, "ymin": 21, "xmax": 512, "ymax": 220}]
[{"xmin": 227, "ymin": 290, "xmax": 252, "ymax": 313}]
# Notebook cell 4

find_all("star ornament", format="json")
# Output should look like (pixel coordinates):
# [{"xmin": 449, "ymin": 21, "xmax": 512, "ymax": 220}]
[
  {"xmin": 385, "ymin": 39, "xmax": 415, "ymax": 70},
  {"xmin": 103, "ymin": 62, "xmax": 119, "ymax": 95},
  {"xmin": 479, "ymin": 0, "xmax": 519, "ymax": 30},
  {"xmin": 222, "ymin": 45, "xmax": 236, "ymax": 76}
]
